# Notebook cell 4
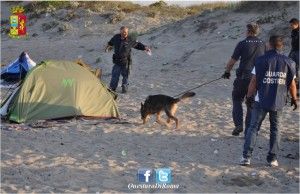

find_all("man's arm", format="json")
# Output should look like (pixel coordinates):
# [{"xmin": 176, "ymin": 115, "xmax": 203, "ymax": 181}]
[
  {"xmin": 288, "ymin": 59, "xmax": 298, "ymax": 110},
  {"xmin": 105, "ymin": 36, "xmax": 115, "ymax": 52},
  {"xmin": 225, "ymin": 58, "xmax": 237, "ymax": 73},
  {"xmin": 221, "ymin": 58, "xmax": 237, "ymax": 79},
  {"xmin": 105, "ymin": 44, "xmax": 113, "ymax": 52},
  {"xmin": 245, "ymin": 75, "xmax": 257, "ymax": 108},
  {"xmin": 227, "ymin": 42, "xmax": 242, "ymax": 72},
  {"xmin": 133, "ymin": 42, "xmax": 150, "ymax": 51},
  {"xmin": 129, "ymin": 37, "xmax": 150, "ymax": 51},
  {"xmin": 247, "ymin": 75, "xmax": 257, "ymax": 97},
  {"xmin": 290, "ymin": 79, "xmax": 297, "ymax": 99},
  {"xmin": 222, "ymin": 42, "xmax": 241, "ymax": 79},
  {"xmin": 289, "ymin": 79, "xmax": 298, "ymax": 110}
]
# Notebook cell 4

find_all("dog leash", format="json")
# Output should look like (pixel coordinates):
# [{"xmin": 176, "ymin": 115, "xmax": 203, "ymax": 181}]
[{"xmin": 173, "ymin": 77, "xmax": 222, "ymax": 98}]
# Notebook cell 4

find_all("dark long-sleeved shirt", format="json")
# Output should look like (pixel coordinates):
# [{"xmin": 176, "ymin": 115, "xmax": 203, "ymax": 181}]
[
  {"xmin": 108, "ymin": 34, "xmax": 146, "ymax": 58},
  {"xmin": 291, "ymin": 28, "xmax": 299, "ymax": 51},
  {"xmin": 231, "ymin": 36, "xmax": 266, "ymax": 78}
]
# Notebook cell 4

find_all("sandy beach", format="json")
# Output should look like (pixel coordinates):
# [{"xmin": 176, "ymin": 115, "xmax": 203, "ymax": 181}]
[{"xmin": 1, "ymin": 1, "xmax": 299, "ymax": 193}]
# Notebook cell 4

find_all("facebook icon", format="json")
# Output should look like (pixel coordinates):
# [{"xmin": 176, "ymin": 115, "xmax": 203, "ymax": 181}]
[{"xmin": 137, "ymin": 168, "xmax": 154, "ymax": 183}]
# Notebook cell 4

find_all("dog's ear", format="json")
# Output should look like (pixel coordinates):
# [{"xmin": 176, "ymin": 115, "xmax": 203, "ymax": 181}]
[{"xmin": 141, "ymin": 102, "xmax": 144, "ymax": 107}]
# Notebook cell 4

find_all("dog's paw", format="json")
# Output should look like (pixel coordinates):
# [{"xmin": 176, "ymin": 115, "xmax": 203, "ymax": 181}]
[{"xmin": 165, "ymin": 123, "xmax": 172, "ymax": 129}]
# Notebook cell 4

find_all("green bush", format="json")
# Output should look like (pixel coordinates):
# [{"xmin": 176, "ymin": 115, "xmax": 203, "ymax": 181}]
[
  {"xmin": 109, "ymin": 12, "xmax": 126, "ymax": 24},
  {"xmin": 25, "ymin": 1, "xmax": 71, "ymax": 13},
  {"xmin": 78, "ymin": 1, "xmax": 141, "ymax": 13},
  {"xmin": 149, "ymin": 1, "xmax": 168, "ymax": 8},
  {"xmin": 129, "ymin": 31, "xmax": 140, "ymax": 40},
  {"xmin": 144, "ymin": 1, "xmax": 232, "ymax": 19},
  {"xmin": 235, "ymin": 1, "xmax": 297, "ymax": 12},
  {"xmin": 23, "ymin": 1, "xmax": 236, "ymax": 22}
]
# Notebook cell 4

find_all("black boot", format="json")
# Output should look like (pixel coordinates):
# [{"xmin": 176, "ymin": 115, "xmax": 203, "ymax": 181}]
[
  {"xmin": 122, "ymin": 85, "xmax": 127, "ymax": 94},
  {"xmin": 232, "ymin": 126, "xmax": 243, "ymax": 136},
  {"xmin": 109, "ymin": 87, "xmax": 116, "ymax": 92}
]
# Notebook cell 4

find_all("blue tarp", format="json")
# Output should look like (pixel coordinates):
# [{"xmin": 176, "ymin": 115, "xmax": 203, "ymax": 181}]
[{"xmin": 1, "ymin": 52, "xmax": 36, "ymax": 82}]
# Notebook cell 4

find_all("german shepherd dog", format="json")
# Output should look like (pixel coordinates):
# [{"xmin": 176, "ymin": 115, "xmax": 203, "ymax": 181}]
[{"xmin": 140, "ymin": 92, "xmax": 195, "ymax": 128}]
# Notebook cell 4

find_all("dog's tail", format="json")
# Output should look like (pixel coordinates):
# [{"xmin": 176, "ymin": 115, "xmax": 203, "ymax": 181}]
[
  {"xmin": 174, "ymin": 92, "xmax": 196, "ymax": 102},
  {"xmin": 179, "ymin": 92, "xmax": 196, "ymax": 100}
]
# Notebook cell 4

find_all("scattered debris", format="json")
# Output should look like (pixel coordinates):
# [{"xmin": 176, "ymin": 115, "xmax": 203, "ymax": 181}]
[
  {"xmin": 196, "ymin": 21, "xmax": 217, "ymax": 34},
  {"xmin": 284, "ymin": 153, "xmax": 299, "ymax": 160},
  {"xmin": 28, "ymin": 121, "xmax": 56, "ymax": 128},
  {"xmin": 121, "ymin": 150, "xmax": 127, "ymax": 156},
  {"xmin": 251, "ymin": 172, "xmax": 257, "ymax": 176},
  {"xmin": 42, "ymin": 21, "xmax": 59, "ymax": 31}
]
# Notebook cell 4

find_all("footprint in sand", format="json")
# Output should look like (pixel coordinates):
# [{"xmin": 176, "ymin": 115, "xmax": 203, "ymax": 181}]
[{"xmin": 220, "ymin": 175, "xmax": 264, "ymax": 187}]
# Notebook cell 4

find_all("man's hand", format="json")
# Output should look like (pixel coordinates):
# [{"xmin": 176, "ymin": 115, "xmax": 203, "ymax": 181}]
[
  {"xmin": 145, "ymin": 46, "xmax": 151, "ymax": 52},
  {"xmin": 246, "ymin": 96, "xmax": 255, "ymax": 109},
  {"xmin": 105, "ymin": 45, "xmax": 113, "ymax": 52},
  {"xmin": 291, "ymin": 98, "xmax": 298, "ymax": 111},
  {"xmin": 221, "ymin": 71, "xmax": 231, "ymax": 79},
  {"xmin": 144, "ymin": 46, "xmax": 151, "ymax": 56}
]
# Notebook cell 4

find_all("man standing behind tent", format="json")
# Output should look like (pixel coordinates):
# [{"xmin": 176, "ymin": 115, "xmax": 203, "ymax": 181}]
[
  {"xmin": 240, "ymin": 35, "xmax": 297, "ymax": 167},
  {"xmin": 105, "ymin": 26, "xmax": 151, "ymax": 93},
  {"xmin": 221, "ymin": 23, "xmax": 266, "ymax": 137}
]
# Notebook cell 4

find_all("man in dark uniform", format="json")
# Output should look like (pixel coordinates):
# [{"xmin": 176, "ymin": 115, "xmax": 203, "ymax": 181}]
[
  {"xmin": 222, "ymin": 23, "xmax": 266, "ymax": 136},
  {"xmin": 240, "ymin": 35, "xmax": 297, "ymax": 167},
  {"xmin": 105, "ymin": 26, "xmax": 150, "ymax": 93},
  {"xmin": 289, "ymin": 18, "xmax": 299, "ymax": 94}
]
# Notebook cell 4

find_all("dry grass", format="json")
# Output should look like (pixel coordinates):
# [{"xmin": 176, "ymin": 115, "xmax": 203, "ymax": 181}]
[
  {"xmin": 78, "ymin": 1, "xmax": 141, "ymax": 13},
  {"xmin": 24, "ymin": 1, "xmax": 71, "ymax": 13},
  {"xmin": 24, "ymin": 0, "xmax": 298, "ymax": 18},
  {"xmin": 234, "ymin": 1, "xmax": 298, "ymax": 12},
  {"xmin": 142, "ymin": 1, "xmax": 232, "ymax": 18},
  {"xmin": 186, "ymin": 2, "xmax": 236, "ymax": 15},
  {"xmin": 23, "ymin": 1, "xmax": 234, "ymax": 20}
]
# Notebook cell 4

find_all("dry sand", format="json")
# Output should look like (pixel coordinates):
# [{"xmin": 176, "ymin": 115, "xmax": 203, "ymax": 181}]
[{"xmin": 1, "ymin": 1, "xmax": 299, "ymax": 193}]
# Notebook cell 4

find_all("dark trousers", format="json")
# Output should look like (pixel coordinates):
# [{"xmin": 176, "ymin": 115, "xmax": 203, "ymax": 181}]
[
  {"xmin": 289, "ymin": 50, "xmax": 299, "ymax": 92},
  {"xmin": 109, "ymin": 64, "xmax": 129, "ymax": 91},
  {"xmin": 232, "ymin": 78, "xmax": 251, "ymax": 135},
  {"xmin": 289, "ymin": 50, "xmax": 299, "ymax": 75},
  {"xmin": 243, "ymin": 102, "xmax": 282, "ymax": 162}
]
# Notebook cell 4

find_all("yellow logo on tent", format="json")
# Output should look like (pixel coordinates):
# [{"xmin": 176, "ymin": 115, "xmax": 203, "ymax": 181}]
[{"xmin": 62, "ymin": 78, "xmax": 75, "ymax": 87}]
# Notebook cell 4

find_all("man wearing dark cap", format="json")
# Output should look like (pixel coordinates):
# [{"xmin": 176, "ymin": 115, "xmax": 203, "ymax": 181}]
[
  {"xmin": 240, "ymin": 35, "xmax": 297, "ymax": 167},
  {"xmin": 289, "ymin": 18, "xmax": 299, "ymax": 94},
  {"xmin": 105, "ymin": 26, "xmax": 150, "ymax": 93},
  {"xmin": 222, "ymin": 23, "xmax": 266, "ymax": 137}
]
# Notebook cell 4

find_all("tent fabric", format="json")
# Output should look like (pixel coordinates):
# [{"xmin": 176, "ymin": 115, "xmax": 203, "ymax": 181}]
[
  {"xmin": 0, "ymin": 86, "xmax": 20, "ymax": 116},
  {"xmin": 5, "ymin": 60, "xmax": 119, "ymax": 123},
  {"xmin": 1, "ymin": 52, "xmax": 36, "ymax": 82}
]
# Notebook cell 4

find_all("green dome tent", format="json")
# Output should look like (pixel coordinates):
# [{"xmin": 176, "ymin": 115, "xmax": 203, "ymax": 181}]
[{"xmin": 1, "ymin": 60, "xmax": 119, "ymax": 123}]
